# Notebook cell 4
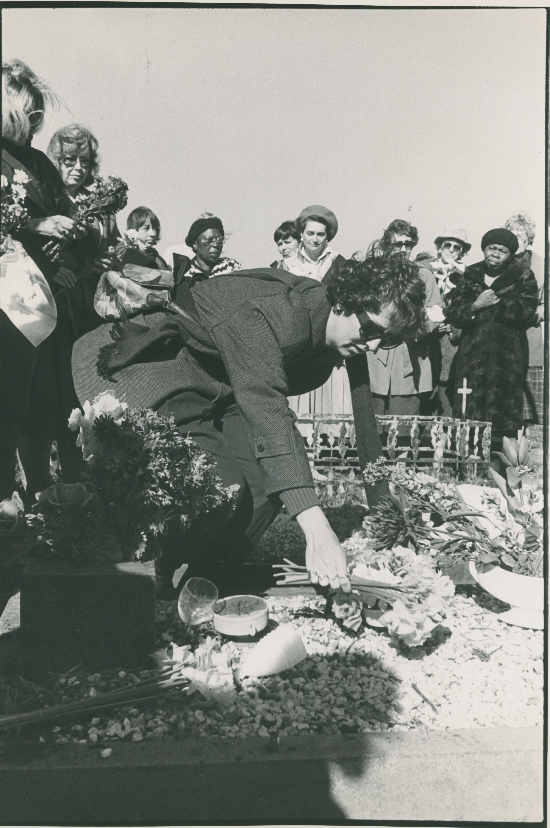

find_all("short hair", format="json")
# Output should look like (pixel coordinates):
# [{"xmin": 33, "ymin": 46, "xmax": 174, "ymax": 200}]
[
  {"xmin": 2, "ymin": 60, "xmax": 55, "ymax": 144},
  {"xmin": 381, "ymin": 218, "xmax": 419, "ymax": 251},
  {"xmin": 127, "ymin": 206, "xmax": 161, "ymax": 237},
  {"xmin": 274, "ymin": 220, "xmax": 299, "ymax": 244},
  {"xmin": 324, "ymin": 254, "xmax": 427, "ymax": 342},
  {"xmin": 296, "ymin": 213, "xmax": 329, "ymax": 236},
  {"xmin": 505, "ymin": 213, "xmax": 536, "ymax": 246},
  {"xmin": 47, "ymin": 123, "xmax": 100, "ymax": 183}
]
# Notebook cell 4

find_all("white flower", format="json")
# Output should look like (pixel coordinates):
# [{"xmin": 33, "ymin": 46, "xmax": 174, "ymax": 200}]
[
  {"xmin": 12, "ymin": 169, "xmax": 29, "ymax": 185},
  {"xmin": 11, "ymin": 184, "xmax": 27, "ymax": 203},
  {"xmin": 125, "ymin": 229, "xmax": 138, "ymax": 242},
  {"xmin": 426, "ymin": 305, "xmax": 446, "ymax": 324},
  {"xmin": 92, "ymin": 392, "xmax": 127, "ymax": 424},
  {"xmin": 1, "ymin": 175, "xmax": 8, "ymax": 190},
  {"xmin": 352, "ymin": 562, "xmax": 400, "ymax": 584},
  {"xmin": 68, "ymin": 407, "xmax": 83, "ymax": 431}
]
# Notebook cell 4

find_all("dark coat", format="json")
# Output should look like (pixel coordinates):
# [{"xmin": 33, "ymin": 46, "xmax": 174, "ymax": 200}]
[
  {"xmin": 444, "ymin": 259, "xmax": 539, "ymax": 438},
  {"xmin": 1, "ymin": 140, "xmax": 74, "ymax": 427},
  {"xmin": 73, "ymin": 267, "xmax": 386, "ymax": 516}
]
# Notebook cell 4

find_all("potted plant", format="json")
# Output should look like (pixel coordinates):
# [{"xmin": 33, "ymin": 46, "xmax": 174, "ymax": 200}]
[{"xmin": 5, "ymin": 392, "xmax": 237, "ymax": 675}]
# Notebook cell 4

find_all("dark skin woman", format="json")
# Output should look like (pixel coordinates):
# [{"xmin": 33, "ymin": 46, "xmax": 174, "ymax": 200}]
[{"xmin": 445, "ymin": 228, "xmax": 539, "ymax": 447}]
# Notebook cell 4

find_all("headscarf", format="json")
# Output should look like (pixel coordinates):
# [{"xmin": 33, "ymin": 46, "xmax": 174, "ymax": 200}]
[{"xmin": 185, "ymin": 216, "xmax": 224, "ymax": 248}]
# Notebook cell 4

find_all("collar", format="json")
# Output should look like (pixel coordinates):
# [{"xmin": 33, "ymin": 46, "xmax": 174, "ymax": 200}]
[{"xmin": 297, "ymin": 243, "xmax": 334, "ymax": 265}]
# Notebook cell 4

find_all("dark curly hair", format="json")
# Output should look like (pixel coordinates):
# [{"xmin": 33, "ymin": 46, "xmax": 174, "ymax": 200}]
[
  {"xmin": 324, "ymin": 254, "xmax": 427, "ymax": 342},
  {"xmin": 381, "ymin": 218, "xmax": 418, "ymax": 250}
]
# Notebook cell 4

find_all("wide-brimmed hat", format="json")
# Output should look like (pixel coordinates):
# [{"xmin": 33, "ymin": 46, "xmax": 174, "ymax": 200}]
[
  {"xmin": 434, "ymin": 228, "xmax": 471, "ymax": 253},
  {"xmin": 297, "ymin": 205, "xmax": 338, "ymax": 241},
  {"xmin": 71, "ymin": 312, "xmax": 185, "ymax": 410}
]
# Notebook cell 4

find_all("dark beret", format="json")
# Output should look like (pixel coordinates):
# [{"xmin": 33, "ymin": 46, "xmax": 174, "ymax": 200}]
[
  {"xmin": 185, "ymin": 216, "xmax": 224, "ymax": 248},
  {"xmin": 481, "ymin": 228, "xmax": 518, "ymax": 254}
]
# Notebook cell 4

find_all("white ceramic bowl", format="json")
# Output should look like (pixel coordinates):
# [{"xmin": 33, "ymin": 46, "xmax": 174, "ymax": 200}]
[
  {"xmin": 469, "ymin": 561, "xmax": 544, "ymax": 629},
  {"xmin": 213, "ymin": 595, "xmax": 269, "ymax": 637}
]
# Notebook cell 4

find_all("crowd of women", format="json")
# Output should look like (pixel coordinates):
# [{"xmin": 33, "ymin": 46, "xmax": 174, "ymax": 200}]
[{"xmin": 1, "ymin": 58, "xmax": 545, "ymax": 516}]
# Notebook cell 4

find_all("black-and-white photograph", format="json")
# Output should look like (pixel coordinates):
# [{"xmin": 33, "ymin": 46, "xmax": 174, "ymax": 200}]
[{"xmin": 0, "ymin": 4, "xmax": 546, "ymax": 824}]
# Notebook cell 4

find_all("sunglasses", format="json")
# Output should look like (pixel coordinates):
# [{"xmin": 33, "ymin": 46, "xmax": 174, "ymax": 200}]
[
  {"xmin": 441, "ymin": 241, "xmax": 463, "ymax": 253},
  {"xmin": 390, "ymin": 240, "xmax": 415, "ymax": 250}
]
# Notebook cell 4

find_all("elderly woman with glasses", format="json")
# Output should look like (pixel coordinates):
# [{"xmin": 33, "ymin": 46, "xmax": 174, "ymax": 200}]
[
  {"xmin": 46, "ymin": 123, "xmax": 119, "ymax": 337},
  {"xmin": 1, "ymin": 60, "xmax": 81, "ymax": 500}
]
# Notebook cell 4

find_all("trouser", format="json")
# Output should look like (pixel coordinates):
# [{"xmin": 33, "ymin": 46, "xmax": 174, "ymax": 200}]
[
  {"xmin": 371, "ymin": 393, "xmax": 421, "ymax": 416},
  {"xmin": 155, "ymin": 402, "xmax": 281, "ymax": 579}
]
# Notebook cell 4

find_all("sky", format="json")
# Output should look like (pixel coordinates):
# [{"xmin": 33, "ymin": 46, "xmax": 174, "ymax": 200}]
[{"xmin": 2, "ymin": 7, "xmax": 546, "ymax": 267}]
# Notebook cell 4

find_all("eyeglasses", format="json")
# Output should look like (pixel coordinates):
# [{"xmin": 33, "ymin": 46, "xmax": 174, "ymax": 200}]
[
  {"xmin": 390, "ymin": 240, "xmax": 415, "ymax": 250},
  {"xmin": 198, "ymin": 235, "xmax": 223, "ymax": 245},
  {"xmin": 441, "ymin": 241, "xmax": 463, "ymax": 253},
  {"xmin": 61, "ymin": 156, "xmax": 91, "ymax": 169},
  {"xmin": 27, "ymin": 110, "xmax": 44, "ymax": 126}
]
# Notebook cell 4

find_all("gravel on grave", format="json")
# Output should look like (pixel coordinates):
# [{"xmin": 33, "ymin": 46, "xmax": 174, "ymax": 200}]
[{"xmin": 8, "ymin": 587, "xmax": 542, "ymax": 751}]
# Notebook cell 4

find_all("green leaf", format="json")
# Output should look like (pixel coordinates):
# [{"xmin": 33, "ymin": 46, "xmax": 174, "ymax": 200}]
[
  {"xmin": 517, "ymin": 435, "xmax": 530, "ymax": 466},
  {"xmin": 505, "ymin": 468, "xmax": 522, "ymax": 490},
  {"xmin": 502, "ymin": 436, "xmax": 519, "ymax": 467}
]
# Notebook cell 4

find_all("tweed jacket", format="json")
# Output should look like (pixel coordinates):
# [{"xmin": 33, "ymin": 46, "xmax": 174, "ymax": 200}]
[{"xmin": 73, "ymin": 268, "xmax": 386, "ymax": 516}]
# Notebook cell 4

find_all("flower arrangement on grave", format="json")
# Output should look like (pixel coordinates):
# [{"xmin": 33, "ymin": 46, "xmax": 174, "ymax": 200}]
[
  {"xmin": 274, "ymin": 540, "xmax": 455, "ymax": 647},
  {"xmin": 66, "ymin": 392, "xmax": 239, "ymax": 561},
  {"xmin": 428, "ymin": 432, "xmax": 542, "ymax": 578},
  {"xmin": 0, "ymin": 170, "xmax": 30, "ymax": 253},
  {"xmin": 361, "ymin": 463, "xmax": 483, "ymax": 556},
  {"xmin": 0, "ymin": 392, "xmax": 238, "ymax": 568}
]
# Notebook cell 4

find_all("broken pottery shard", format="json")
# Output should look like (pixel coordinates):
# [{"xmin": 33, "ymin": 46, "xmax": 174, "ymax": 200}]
[{"xmin": 240, "ymin": 624, "xmax": 307, "ymax": 678}]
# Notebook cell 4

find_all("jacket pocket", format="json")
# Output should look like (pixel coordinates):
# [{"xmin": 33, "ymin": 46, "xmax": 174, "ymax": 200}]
[{"xmin": 253, "ymin": 433, "xmax": 293, "ymax": 458}]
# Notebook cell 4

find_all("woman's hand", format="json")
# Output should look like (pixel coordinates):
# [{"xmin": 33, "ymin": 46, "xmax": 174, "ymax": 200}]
[
  {"xmin": 472, "ymin": 289, "xmax": 500, "ymax": 311},
  {"xmin": 88, "ymin": 256, "xmax": 113, "ymax": 277},
  {"xmin": 28, "ymin": 215, "xmax": 75, "ymax": 240},
  {"xmin": 53, "ymin": 266, "xmax": 78, "ymax": 288},
  {"xmin": 296, "ymin": 506, "xmax": 351, "ymax": 591},
  {"xmin": 42, "ymin": 239, "xmax": 61, "ymax": 263}
]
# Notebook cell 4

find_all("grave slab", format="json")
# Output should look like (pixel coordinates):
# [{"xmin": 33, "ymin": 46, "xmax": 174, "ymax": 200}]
[{"xmin": 0, "ymin": 725, "xmax": 543, "ymax": 823}]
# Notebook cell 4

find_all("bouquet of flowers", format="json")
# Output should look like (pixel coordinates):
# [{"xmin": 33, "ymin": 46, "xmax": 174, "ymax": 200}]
[
  {"xmin": 68, "ymin": 392, "xmax": 238, "ymax": 560},
  {"xmin": 0, "ymin": 170, "xmax": 58, "ymax": 347},
  {"xmin": 274, "ymin": 539, "xmax": 455, "ymax": 647},
  {"xmin": 1, "ymin": 170, "xmax": 30, "ymax": 253},
  {"xmin": 69, "ymin": 175, "xmax": 128, "ymax": 238}
]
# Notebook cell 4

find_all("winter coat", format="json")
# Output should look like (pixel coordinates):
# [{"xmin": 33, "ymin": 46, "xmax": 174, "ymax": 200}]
[{"xmin": 444, "ymin": 259, "xmax": 539, "ymax": 438}]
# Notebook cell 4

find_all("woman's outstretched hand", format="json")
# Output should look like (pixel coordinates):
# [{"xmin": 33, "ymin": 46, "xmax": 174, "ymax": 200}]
[{"xmin": 296, "ymin": 505, "xmax": 351, "ymax": 592}]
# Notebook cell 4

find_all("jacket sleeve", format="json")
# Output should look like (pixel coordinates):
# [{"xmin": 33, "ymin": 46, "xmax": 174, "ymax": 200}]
[
  {"xmin": 210, "ymin": 302, "xmax": 319, "ymax": 517},
  {"xmin": 345, "ymin": 354, "xmax": 389, "ymax": 508},
  {"xmin": 494, "ymin": 268, "xmax": 539, "ymax": 328}
]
